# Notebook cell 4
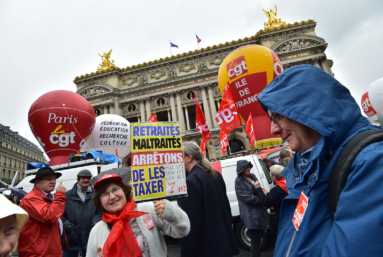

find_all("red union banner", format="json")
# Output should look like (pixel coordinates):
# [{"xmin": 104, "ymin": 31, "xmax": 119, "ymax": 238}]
[
  {"xmin": 195, "ymin": 94, "xmax": 212, "ymax": 143},
  {"xmin": 244, "ymin": 113, "xmax": 256, "ymax": 148},
  {"xmin": 218, "ymin": 45, "xmax": 283, "ymax": 148},
  {"xmin": 28, "ymin": 90, "xmax": 96, "ymax": 166},
  {"xmin": 293, "ymin": 192, "xmax": 309, "ymax": 231},
  {"xmin": 219, "ymin": 131, "xmax": 229, "ymax": 154},
  {"xmin": 200, "ymin": 141, "xmax": 206, "ymax": 158},
  {"xmin": 148, "ymin": 113, "xmax": 159, "ymax": 122},
  {"xmin": 215, "ymin": 83, "xmax": 242, "ymax": 134}
]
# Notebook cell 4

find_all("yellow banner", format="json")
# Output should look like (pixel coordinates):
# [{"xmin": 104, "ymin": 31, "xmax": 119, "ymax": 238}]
[
  {"xmin": 131, "ymin": 122, "xmax": 186, "ymax": 202},
  {"xmin": 131, "ymin": 123, "xmax": 182, "ymax": 152}
]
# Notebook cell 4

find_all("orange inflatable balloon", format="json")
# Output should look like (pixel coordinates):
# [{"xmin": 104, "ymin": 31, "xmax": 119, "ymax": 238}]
[{"xmin": 218, "ymin": 45, "xmax": 283, "ymax": 148}]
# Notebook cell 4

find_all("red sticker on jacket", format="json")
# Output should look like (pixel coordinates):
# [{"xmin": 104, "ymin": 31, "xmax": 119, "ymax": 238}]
[
  {"xmin": 144, "ymin": 215, "xmax": 155, "ymax": 230},
  {"xmin": 292, "ymin": 192, "xmax": 309, "ymax": 231}
]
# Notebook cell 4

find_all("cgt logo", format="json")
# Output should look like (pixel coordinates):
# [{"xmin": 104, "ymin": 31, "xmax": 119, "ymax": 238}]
[
  {"xmin": 361, "ymin": 92, "xmax": 377, "ymax": 117},
  {"xmin": 49, "ymin": 125, "xmax": 75, "ymax": 147},
  {"xmin": 227, "ymin": 56, "xmax": 248, "ymax": 80}
]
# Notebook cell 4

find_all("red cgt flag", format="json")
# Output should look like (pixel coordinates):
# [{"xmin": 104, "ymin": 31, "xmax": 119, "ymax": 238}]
[
  {"xmin": 219, "ymin": 130, "xmax": 229, "ymax": 154},
  {"xmin": 244, "ymin": 112, "xmax": 256, "ymax": 148},
  {"xmin": 215, "ymin": 83, "xmax": 242, "ymax": 134},
  {"xmin": 147, "ymin": 113, "xmax": 158, "ymax": 122},
  {"xmin": 195, "ymin": 94, "xmax": 212, "ymax": 143},
  {"xmin": 200, "ymin": 141, "xmax": 206, "ymax": 158}
]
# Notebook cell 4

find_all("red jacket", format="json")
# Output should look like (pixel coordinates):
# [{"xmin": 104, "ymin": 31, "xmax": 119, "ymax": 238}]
[{"xmin": 18, "ymin": 187, "xmax": 66, "ymax": 257}]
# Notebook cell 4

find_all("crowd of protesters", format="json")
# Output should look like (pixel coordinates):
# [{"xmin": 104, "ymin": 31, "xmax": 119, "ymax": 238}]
[{"xmin": 2, "ymin": 65, "xmax": 382, "ymax": 257}]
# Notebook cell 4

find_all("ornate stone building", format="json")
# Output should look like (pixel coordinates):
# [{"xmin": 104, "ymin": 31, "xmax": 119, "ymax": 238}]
[
  {"xmin": 0, "ymin": 124, "xmax": 47, "ymax": 187},
  {"xmin": 74, "ymin": 19, "xmax": 334, "ymax": 164}
]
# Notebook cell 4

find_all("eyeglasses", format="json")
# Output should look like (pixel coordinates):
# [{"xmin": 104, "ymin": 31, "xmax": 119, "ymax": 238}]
[
  {"xmin": 100, "ymin": 186, "xmax": 122, "ymax": 200},
  {"xmin": 270, "ymin": 112, "xmax": 283, "ymax": 124}
]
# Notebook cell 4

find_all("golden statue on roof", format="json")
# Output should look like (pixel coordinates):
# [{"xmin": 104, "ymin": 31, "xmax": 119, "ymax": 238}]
[
  {"xmin": 263, "ymin": 5, "xmax": 286, "ymax": 30},
  {"xmin": 98, "ymin": 49, "xmax": 116, "ymax": 71}
]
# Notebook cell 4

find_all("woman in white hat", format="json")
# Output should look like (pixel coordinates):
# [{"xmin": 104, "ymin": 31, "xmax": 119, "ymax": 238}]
[{"xmin": 0, "ymin": 194, "xmax": 28, "ymax": 257}]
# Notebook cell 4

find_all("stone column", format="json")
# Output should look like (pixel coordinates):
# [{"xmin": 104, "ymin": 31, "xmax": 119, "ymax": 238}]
[
  {"xmin": 312, "ymin": 58, "xmax": 321, "ymax": 69},
  {"xmin": 167, "ymin": 109, "xmax": 171, "ymax": 121},
  {"xmin": 170, "ymin": 94, "xmax": 177, "ymax": 121},
  {"xmin": 215, "ymin": 99, "xmax": 220, "ymax": 110},
  {"xmin": 184, "ymin": 106, "xmax": 190, "ymax": 130},
  {"xmin": 113, "ymin": 99, "xmax": 120, "ymax": 115},
  {"xmin": 109, "ymin": 102, "xmax": 115, "ymax": 114},
  {"xmin": 176, "ymin": 92, "xmax": 186, "ymax": 133},
  {"xmin": 207, "ymin": 85, "xmax": 218, "ymax": 128},
  {"xmin": 145, "ymin": 98, "xmax": 151, "ymax": 120},
  {"xmin": 103, "ymin": 104, "xmax": 108, "ymax": 114},
  {"xmin": 321, "ymin": 59, "xmax": 334, "ymax": 76},
  {"xmin": 140, "ymin": 100, "xmax": 145, "ymax": 121},
  {"xmin": 201, "ymin": 85, "xmax": 212, "ymax": 128}
]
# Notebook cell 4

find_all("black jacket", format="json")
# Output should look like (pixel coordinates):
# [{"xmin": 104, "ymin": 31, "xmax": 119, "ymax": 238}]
[
  {"xmin": 61, "ymin": 183, "xmax": 102, "ymax": 250},
  {"xmin": 255, "ymin": 185, "xmax": 288, "ymax": 228},
  {"xmin": 235, "ymin": 160, "xmax": 270, "ymax": 230},
  {"xmin": 179, "ymin": 165, "xmax": 239, "ymax": 257}
]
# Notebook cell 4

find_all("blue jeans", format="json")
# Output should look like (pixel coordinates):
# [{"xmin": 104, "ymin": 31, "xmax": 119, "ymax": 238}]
[
  {"xmin": 248, "ymin": 229, "xmax": 263, "ymax": 257},
  {"xmin": 63, "ymin": 250, "xmax": 86, "ymax": 257}
]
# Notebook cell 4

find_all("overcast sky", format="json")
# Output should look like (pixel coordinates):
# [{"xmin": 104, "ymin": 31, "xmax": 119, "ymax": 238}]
[{"xmin": 1, "ymin": 0, "xmax": 382, "ymax": 159}]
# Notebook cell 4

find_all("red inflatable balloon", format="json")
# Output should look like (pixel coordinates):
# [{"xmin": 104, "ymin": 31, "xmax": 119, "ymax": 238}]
[{"xmin": 28, "ymin": 90, "xmax": 96, "ymax": 166}]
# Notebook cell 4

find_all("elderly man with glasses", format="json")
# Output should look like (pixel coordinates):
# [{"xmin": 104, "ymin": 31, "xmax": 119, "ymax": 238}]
[
  {"xmin": 257, "ymin": 65, "xmax": 383, "ymax": 257},
  {"xmin": 18, "ymin": 167, "xmax": 67, "ymax": 257}
]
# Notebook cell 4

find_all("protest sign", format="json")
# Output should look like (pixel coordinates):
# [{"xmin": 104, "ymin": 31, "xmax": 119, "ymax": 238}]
[{"xmin": 131, "ymin": 122, "xmax": 186, "ymax": 202}]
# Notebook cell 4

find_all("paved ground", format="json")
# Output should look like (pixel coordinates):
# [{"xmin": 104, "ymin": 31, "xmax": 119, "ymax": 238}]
[{"xmin": 166, "ymin": 235, "xmax": 275, "ymax": 257}]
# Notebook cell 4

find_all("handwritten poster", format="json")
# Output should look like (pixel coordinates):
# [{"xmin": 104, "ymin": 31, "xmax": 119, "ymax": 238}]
[{"xmin": 131, "ymin": 122, "xmax": 187, "ymax": 202}]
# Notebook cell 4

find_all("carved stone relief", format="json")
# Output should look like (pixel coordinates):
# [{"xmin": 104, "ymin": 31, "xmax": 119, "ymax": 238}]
[
  {"xmin": 138, "ymin": 73, "xmax": 148, "ymax": 85},
  {"xmin": 196, "ymin": 58, "xmax": 208, "ymax": 72},
  {"xmin": 122, "ymin": 77, "xmax": 138, "ymax": 86},
  {"xmin": 149, "ymin": 69, "xmax": 166, "ymax": 80},
  {"xmin": 275, "ymin": 38, "xmax": 322, "ymax": 54},
  {"xmin": 178, "ymin": 63, "xmax": 196, "ymax": 73},
  {"xmin": 166, "ymin": 65, "xmax": 177, "ymax": 79},
  {"xmin": 208, "ymin": 56, "xmax": 223, "ymax": 66},
  {"xmin": 79, "ymin": 85, "xmax": 112, "ymax": 98}
]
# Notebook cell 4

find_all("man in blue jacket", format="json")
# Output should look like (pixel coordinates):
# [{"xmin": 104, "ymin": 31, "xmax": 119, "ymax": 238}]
[{"xmin": 257, "ymin": 65, "xmax": 383, "ymax": 256}]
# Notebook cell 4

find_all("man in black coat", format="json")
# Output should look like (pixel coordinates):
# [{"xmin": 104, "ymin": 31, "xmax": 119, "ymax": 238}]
[
  {"xmin": 61, "ymin": 169, "xmax": 102, "ymax": 257},
  {"xmin": 179, "ymin": 141, "xmax": 239, "ymax": 257},
  {"xmin": 253, "ymin": 165, "xmax": 288, "ymax": 229}
]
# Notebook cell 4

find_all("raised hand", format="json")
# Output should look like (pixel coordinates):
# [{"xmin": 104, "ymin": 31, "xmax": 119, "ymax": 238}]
[
  {"xmin": 254, "ymin": 181, "xmax": 261, "ymax": 189},
  {"xmin": 153, "ymin": 200, "xmax": 166, "ymax": 218},
  {"xmin": 56, "ymin": 179, "xmax": 66, "ymax": 192}
]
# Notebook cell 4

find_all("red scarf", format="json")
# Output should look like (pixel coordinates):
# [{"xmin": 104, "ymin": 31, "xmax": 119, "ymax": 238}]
[
  {"xmin": 102, "ymin": 198, "xmax": 148, "ymax": 257},
  {"xmin": 276, "ymin": 178, "xmax": 289, "ymax": 194}
]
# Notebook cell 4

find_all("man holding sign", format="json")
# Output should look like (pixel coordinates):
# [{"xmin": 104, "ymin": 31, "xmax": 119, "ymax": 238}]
[{"xmin": 19, "ymin": 167, "xmax": 67, "ymax": 257}]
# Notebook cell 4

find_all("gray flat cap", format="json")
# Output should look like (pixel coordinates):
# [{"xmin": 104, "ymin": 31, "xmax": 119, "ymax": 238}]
[{"xmin": 77, "ymin": 169, "xmax": 93, "ymax": 178}]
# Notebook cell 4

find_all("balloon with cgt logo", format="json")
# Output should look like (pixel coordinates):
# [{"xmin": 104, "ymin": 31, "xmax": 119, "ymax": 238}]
[
  {"xmin": 217, "ymin": 45, "xmax": 283, "ymax": 148},
  {"xmin": 361, "ymin": 77, "xmax": 383, "ymax": 118},
  {"xmin": 28, "ymin": 90, "xmax": 96, "ymax": 166}
]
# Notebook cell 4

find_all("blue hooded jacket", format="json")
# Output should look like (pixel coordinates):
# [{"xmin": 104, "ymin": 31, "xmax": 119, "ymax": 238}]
[{"xmin": 257, "ymin": 65, "xmax": 383, "ymax": 257}]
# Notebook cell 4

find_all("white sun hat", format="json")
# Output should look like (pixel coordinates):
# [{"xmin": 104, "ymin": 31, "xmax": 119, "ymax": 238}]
[{"xmin": 0, "ymin": 194, "xmax": 29, "ymax": 230}]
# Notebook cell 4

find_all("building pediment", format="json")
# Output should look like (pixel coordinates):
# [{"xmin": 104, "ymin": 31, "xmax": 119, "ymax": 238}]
[
  {"xmin": 271, "ymin": 35, "xmax": 326, "ymax": 54},
  {"xmin": 78, "ymin": 84, "xmax": 113, "ymax": 98}
]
